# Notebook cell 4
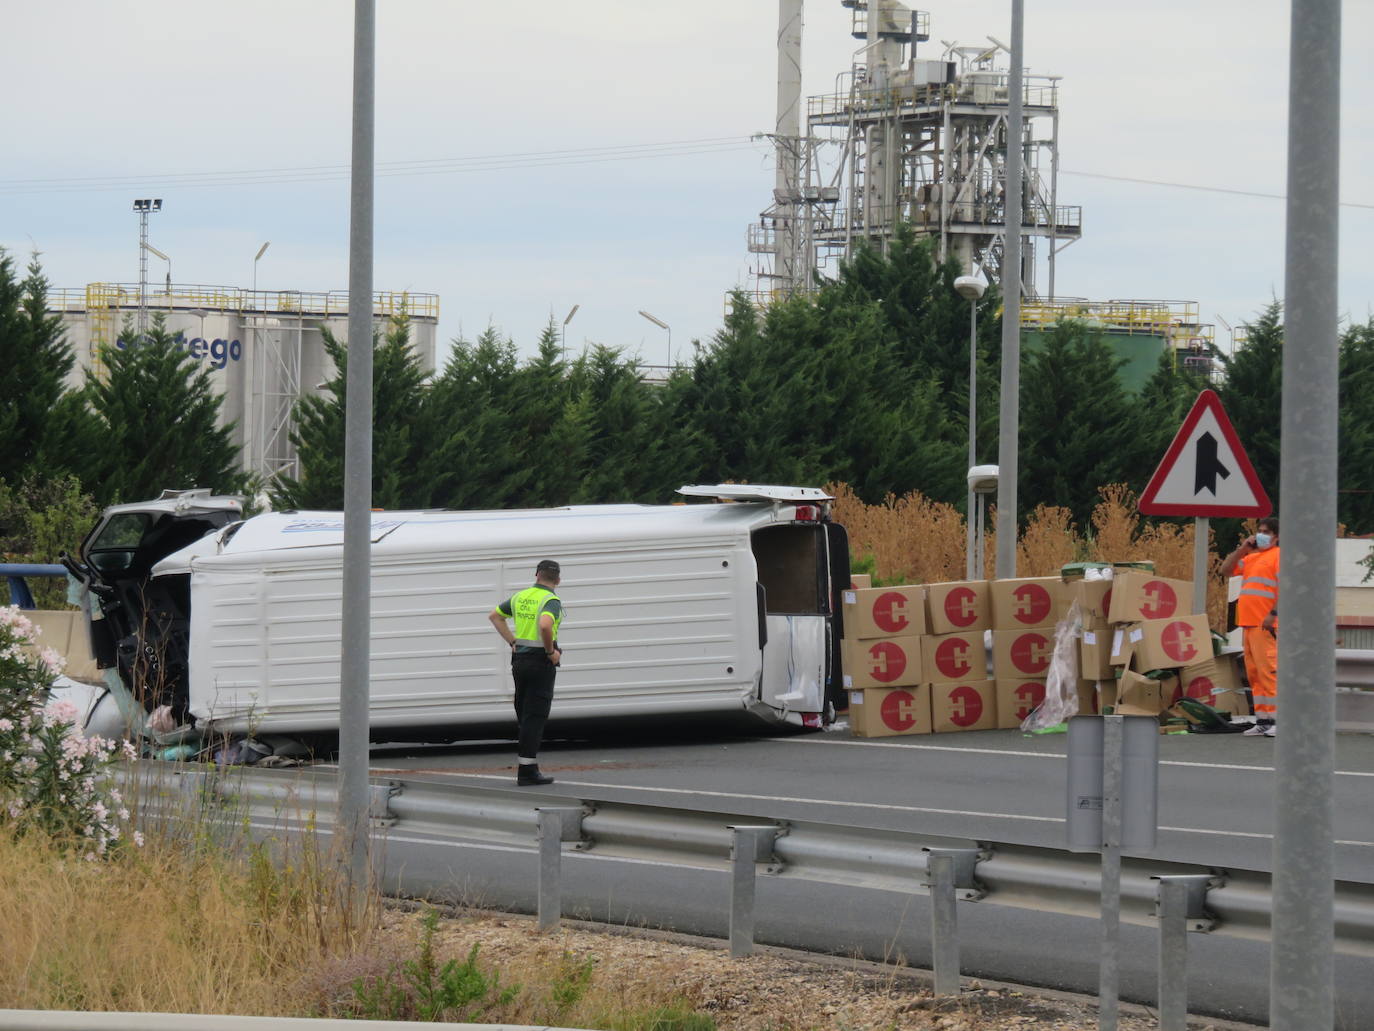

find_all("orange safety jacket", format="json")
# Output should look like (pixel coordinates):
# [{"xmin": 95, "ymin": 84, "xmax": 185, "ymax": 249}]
[{"xmin": 1235, "ymin": 546, "xmax": 1280, "ymax": 628}]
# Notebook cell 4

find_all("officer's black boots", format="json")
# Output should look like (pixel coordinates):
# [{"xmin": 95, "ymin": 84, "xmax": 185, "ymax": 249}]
[{"xmin": 517, "ymin": 764, "xmax": 554, "ymax": 786}]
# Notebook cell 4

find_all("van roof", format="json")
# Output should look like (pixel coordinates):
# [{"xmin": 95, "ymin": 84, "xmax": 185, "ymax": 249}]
[{"xmin": 154, "ymin": 495, "xmax": 821, "ymax": 573}]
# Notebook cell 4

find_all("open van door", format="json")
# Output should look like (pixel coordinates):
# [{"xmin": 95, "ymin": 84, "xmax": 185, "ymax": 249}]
[{"xmin": 63, "ymin": 489, "xmax": 242, "ymax": 719}]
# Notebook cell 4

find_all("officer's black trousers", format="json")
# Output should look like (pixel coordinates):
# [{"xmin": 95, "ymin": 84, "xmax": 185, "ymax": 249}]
[{"xmin": 511, "ymin": 652, "xmax": 557, "ymax": 759}]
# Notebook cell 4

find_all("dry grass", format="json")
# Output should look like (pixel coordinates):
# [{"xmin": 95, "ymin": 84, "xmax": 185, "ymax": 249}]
[
  {"xmin": 830, "ymin": 481, "xmax": 1229, "ymax": 630},
  {"xmin": 829, "ymin": 483, "xmax": 967, "ymax": 585},
  {"xmin": 0, "ymin": 799, "xmax": 374, "ymax": 1016}
]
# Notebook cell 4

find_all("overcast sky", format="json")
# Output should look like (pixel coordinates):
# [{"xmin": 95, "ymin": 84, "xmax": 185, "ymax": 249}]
[{"xmin": 2, "ymin": 1, "xmax": 1368, "ymax": 367}]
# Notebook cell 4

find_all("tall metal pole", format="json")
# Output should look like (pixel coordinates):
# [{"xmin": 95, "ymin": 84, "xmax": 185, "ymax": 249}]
[
  {"xmin": 1271, "ymin": 1, "xmax": 1339, "ymax": 1026},
  {"xmin": 994, "ymin": 0, "xmax": 1025, "ymax": 578},
  {"xmin": 775, "ymin": 0, "xmax": 803, "ymax": 293},
  {"xmin": 967, "ymin": 298, "xmax": 978, "ymax": 580},
  {"xmin": 137, "ymin": 207, "xmax": 150, "ymax": 338},
  {"xmin": 338, "ymin": 0, "xmax": 376, "ymax": 908}
]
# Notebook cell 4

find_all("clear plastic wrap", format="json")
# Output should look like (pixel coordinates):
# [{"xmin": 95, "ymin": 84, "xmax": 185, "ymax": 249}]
[{"xmin": 1019, "ymin": 599, "xmax": 1085, "ymax": 732}]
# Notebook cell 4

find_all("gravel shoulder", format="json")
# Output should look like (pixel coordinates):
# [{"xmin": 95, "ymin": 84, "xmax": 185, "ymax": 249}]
[{"xmin": 387, "ymin": 904, "xmax": 1260, "ymax": 1031}]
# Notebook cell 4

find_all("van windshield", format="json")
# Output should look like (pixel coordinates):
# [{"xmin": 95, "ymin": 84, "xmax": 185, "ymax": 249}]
[{"xmin": 87, "ymin": 513, "xmax": 154, "ymax": 574}]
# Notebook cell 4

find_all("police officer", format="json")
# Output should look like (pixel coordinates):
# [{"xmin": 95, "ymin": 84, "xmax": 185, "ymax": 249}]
[{"xmin": 488, "ymin": 560, "xmax": 563, "ymax": 785}]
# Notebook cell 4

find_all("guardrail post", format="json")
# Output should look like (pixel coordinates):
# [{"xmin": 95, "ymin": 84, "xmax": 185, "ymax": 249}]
[
  {"xmin": 928, "ymin": 854, "xmax": 959, "ymax": 995},
  {"xmin": 728, "ymin": 825, "xmax": 778, "ymax": 958},
  {"xmin": 1154, "ymin": 875, "xmax": 1213, "ymax": 1031},
  {"xmin": 923, "ymin": 847, "xmax": 981, "ymax": 996},
  {"xmin": 535, "ymin": 806, "xmax": 585, "ymax": 932},
  {"xmin": 368, "ymin": 781, "xmax": 400, "ymax": 827}
]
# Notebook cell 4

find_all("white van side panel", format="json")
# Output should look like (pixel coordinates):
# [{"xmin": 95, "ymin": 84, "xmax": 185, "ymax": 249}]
[{"xmin": 188, "ymin": 535, "xmax": 765, "ymax": 734}]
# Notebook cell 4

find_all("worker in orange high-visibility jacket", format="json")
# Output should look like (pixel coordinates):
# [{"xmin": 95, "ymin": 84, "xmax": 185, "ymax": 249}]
[{"xmin": 1220, "ymin": 516, "xmax": 1280, "ymax": 736}]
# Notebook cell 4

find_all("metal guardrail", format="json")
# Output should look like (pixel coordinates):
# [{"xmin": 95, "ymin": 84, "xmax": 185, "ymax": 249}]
[{"xmin": 129, "ymin": 763, "xmax": 1374, "ymax": 959}]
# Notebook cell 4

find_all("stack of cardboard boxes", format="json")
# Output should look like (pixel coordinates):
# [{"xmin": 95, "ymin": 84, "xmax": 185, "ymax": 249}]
[
  {"xmin": 1071, "ymin": 569, "xmax": 1250, "ymax": 720},
  {"xmin": 842, "ymin": 579, "xmax": 932, "ymax": 737},
  {"xmin": 840, "ymin": 568, "xmax": 1247, "ymax": 738}
]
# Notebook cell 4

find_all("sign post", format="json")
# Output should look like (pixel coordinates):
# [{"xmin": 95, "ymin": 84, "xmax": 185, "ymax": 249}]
[
  {"xmin": 1138, "ymin": 389, "xmax": 1272, "ymax": 614},
  {"xmin": 1067, "ymin": 715, "xmax": 1159, "ymax": 1031}
]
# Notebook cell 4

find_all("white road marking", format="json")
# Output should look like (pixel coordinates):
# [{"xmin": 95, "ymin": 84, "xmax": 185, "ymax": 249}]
[
  {"xmin": 1160, "ymin": 826, "xmax": 1374, "ymax": 848},
  {"xmin": 773, "ymin": 736, "xmax": 1374, "ymax": 777},
  {"xmin": 435, "ymin": 773, "xmax": 1063, "ymax": 823}
]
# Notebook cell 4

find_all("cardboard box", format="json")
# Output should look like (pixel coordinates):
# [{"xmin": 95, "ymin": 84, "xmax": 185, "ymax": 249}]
[
  {"xmin": 990, "ymin": 577, "xmax": 1065, "ymax": 630},
  {"xmin": 842, "ymin": 635, "xmax": 924, "ymax": 689},
  {"xmin": 923, "ymin": 630, "xmax": 986, "ymax": 683},
  {"xmin": 1081, "ymin": 627, "xmax": 1116, "ymax": 679},
  {"xmin": 1179, "ymin": 654, "xmax": 1244, "ymax": 701},
  {"xmin": 992, "ymin": 628, "xmax": 1055, "ymax": 678},
  {"xmin": 849, "ymin": 574, "xmax": 872, "ymax": 590},
  {"xmin": 1108, "ymin": 624, "xmax": 1138, "ymax": 667},
  {"xmin": 995, "ymin": 677, "xmax": 1046, "ymax": 728},
  {"xmin": 1129, "ymin": 614, "xmax": 1213, "ymax": 671},
  {"xmin": 931, "ymin": 679, "xmax": 997, "ymax": 732},
  {"xmin": 1102, "ymin": 669, "xmax": 1177, "ymax": 716},
  {"xmin": 842, "ymin": 586, "xmax": 926, "ymax": 640},
  {"xmin": 849, "ymin": 686, "xmax": 933, "ymax": 737},
  {"xmin": 1066, "ymin": 579, "xmax": 1114, "ymax": 626},
  {"xmin": 925, "ymin": 580, "xmax": 991, "ymax": 635},
  {"xmin": 1106, "ymin": 571, "xmax": 1194, "ymax": 625},
  {"xmin": 1077, "ymin": 679, "xmax": 1102, "ymax": 716},
  {"xmin": 1211, "ymin": 688, "xmax": 1252, "ymax": 718}
]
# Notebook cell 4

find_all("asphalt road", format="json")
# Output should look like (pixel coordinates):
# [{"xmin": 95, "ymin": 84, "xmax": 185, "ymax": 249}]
[{"xmin": 364, "ymin": 720, "xmax": 1374, "ymax": 883}]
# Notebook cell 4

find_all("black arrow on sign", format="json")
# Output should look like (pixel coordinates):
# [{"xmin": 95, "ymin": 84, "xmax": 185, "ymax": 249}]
[{"xmin": 1194, "ymin": 431, "xmax": 1231, "ymax": 496}]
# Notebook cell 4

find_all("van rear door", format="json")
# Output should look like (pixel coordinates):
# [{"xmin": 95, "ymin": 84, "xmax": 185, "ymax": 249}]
[{"xmin": 752, "ymin": 521, "xmax": 831, "ymax": 723}]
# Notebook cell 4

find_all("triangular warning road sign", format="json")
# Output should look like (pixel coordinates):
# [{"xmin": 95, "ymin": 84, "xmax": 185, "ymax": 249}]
[{"xmin": 1138, "ymin": 390, "xmax": 1272, "ymax": 517}]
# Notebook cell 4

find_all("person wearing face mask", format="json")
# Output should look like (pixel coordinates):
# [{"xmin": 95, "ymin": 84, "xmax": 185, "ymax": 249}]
[{"xmin": 1220, "ymin": 517, "xmax": 1280, "ymax": 736}]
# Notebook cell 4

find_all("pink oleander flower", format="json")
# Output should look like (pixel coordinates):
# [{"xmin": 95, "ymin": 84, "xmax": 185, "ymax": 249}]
[
  {"xmin": 45, "ymin": 699, "xmax": 80, "ymax": 726},
  {"xmin": 38, "ymin": 647, "xmax": 66, "ymax": 675}
]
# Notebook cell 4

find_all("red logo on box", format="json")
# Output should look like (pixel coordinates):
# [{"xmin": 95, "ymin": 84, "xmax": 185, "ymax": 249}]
[
  {"xmin": 948, "ymin": 684, "xmax": 984, "ymax": 726},
  {"xmin": 1141, "ymin": 580, "xmax": 1178, "ymax": 619},
  {"xmin": 935, "ymin": 638, "xmax": 972, "ymax": 679},
  {"xmin": 1161, "ymin": 621, "xmax": 1199, "ymax": 663},
  {"xmin": 872, "ymin": 592, "xmax": 910, "ymax": 633},
  {"xmin": 1187, "ymin": 675, "xmax": 1215, "ymax": 699},
  {"xmin": 944, "ymin": 587, "xmax": 979, "ymax": 627},
  {"xmin": 1015, "ymin": 680, "xmax": 1045, "ymax": 719},
  {"xmin": 867, "ymin": 641, "xmax": 907, "ymax": 683},
  {"xmin": 1010, "ymin": 632, "xmax": 1051, "ymax": 674},
  {"xmin": 880, "ymin": 690, "xmax": 918, "ymax": 730},
  {"xmin": 1012, "ymin": 584, "xmax": 1053, "ymax": 624}
]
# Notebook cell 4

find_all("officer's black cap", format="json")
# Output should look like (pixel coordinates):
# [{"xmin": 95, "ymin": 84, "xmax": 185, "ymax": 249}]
[{"xmin": 536, "ymin": 560, "xmax": 561, "ymax": 578}]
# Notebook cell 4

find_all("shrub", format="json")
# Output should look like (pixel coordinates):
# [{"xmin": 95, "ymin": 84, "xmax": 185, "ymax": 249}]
[{"xmin": 0, "ymin": 605, "xmax": 136, "ymax": 854}]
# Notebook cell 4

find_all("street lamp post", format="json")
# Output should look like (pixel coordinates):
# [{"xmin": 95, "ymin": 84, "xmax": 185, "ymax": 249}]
[
  {"xmin": 562, "ymin": 303, "xmax": 579, "ymax": 361},
  {"xmin": 253, "ymin": 241, "xmax": 271, "ymax": 300},
  {"xmin": 144, "ymin": 243, "xmax": 172, "ymax": 299},
  {"xmin": 133, "ymin": 198, "xmax": 162, "ymax": 338},
  {"xmin": 968, "ymin": 465, "xmax": 999, "ymax": 579},
  {"xmin": 638, "ymin": 309, "xmax": 670, "ymax": 367},
  {"xmin": 955, "ymin": 274, "xmax": 988, "ymax": 579}
]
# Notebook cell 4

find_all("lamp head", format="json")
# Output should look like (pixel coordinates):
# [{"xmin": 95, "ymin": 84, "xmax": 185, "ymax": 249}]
[
  {"xmin": 954, "ymin": 275, "xmax": 987, "ymax": 301},
  {"xmin": 968, "ymin": 464, "xmax": 999, "ymax": 493}
]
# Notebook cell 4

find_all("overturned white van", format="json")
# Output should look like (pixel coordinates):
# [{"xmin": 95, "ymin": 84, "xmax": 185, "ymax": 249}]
[{"xmin": 68, "ymin": 485, "xmax": 851, "ymax": 745}]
